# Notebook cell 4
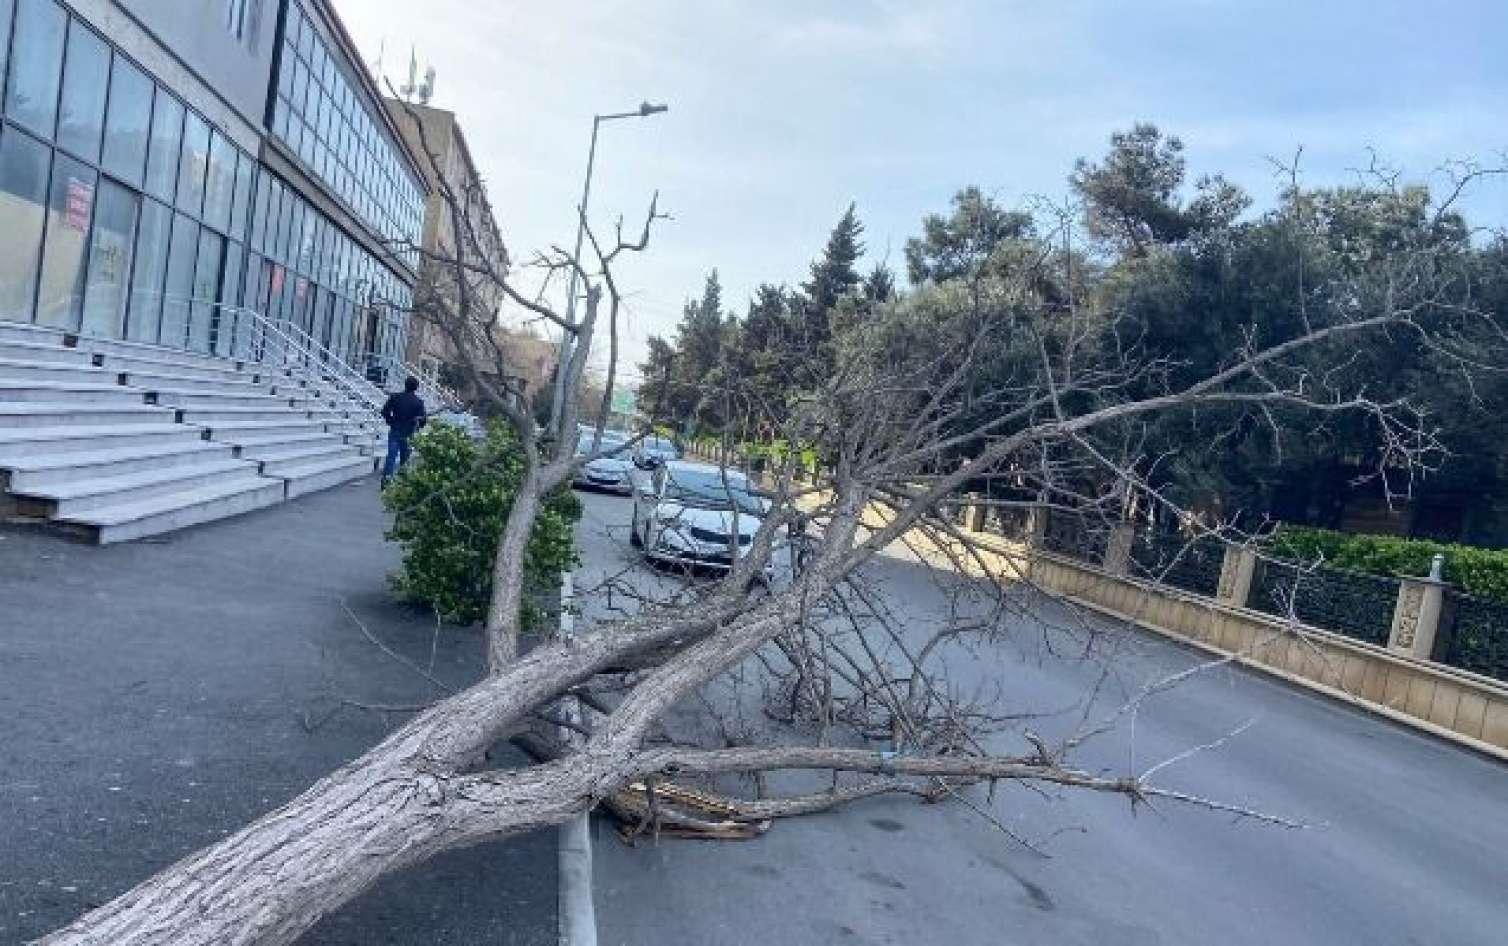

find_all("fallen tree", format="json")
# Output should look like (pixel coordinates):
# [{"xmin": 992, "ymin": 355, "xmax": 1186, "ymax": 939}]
[{"xmin": 39, "ymin": 141, "xmax": 1506, "ymax": 944}]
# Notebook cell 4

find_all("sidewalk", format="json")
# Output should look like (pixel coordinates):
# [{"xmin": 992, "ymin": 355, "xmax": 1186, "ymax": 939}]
[{"xmin": 0, "ymin": 479, "xmax": 555, "ymax": 945}]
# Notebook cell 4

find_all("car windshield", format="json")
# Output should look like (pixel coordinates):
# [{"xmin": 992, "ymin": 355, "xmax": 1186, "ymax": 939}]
[
  {"xmin": 663, "ymin": 468, "xmax": 763, "ymax": 516},
  {"xmin": 577, "ymin": 432, "xmax": 627, "ymax": 456}
]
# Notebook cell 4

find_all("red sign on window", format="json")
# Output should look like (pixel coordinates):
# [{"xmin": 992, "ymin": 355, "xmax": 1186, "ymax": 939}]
[{"xmin": 65, "ymin": 177, "xmax": 94, "ymax": 231}]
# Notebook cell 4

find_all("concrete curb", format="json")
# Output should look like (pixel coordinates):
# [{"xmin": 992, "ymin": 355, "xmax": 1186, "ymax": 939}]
[{"xmin": 556, "ymin": 569, "xmax": 598, "ymax": 946}]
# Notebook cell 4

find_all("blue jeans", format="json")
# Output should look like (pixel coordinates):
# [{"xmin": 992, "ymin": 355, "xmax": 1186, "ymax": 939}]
[{"xmin": 381, "ymin": 432, "xmax": 412, "ymax": 482}]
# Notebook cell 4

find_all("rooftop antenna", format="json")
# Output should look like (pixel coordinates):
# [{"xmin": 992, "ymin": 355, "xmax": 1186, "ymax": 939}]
[
  {"xmin": 418, "ymin": 65, "xmax": 437, "ymax": 105},
  {"xmin": 398, "ymin": 46, "xmax": 418, "ymax": 101},
  {"xmin": 373, "ymin": 37, "xmax": 387, "ymax": 85}
]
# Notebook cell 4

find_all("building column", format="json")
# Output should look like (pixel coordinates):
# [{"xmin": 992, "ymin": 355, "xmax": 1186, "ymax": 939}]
[
  {"xmin": 1102, "ymin": 523, "xmax": 1136, "ymax": 576},
  {"xmin": 1388, "ymin": 554, "xmax": 1448, "ymax": 660},
  {"xmin": 1216, "ymin": 547, "xmax": 1258, "ymax": 608}
]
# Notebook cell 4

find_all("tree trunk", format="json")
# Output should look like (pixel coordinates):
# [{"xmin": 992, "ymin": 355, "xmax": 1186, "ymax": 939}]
[{"xmin": 484, "ymin": 462, "xmax": 543, "ymax": 670}]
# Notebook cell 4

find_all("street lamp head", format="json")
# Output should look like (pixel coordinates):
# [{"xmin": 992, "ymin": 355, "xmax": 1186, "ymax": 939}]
[{"xmin": 639, "ymin": 102, "xmax": 669, "ymax": 117}]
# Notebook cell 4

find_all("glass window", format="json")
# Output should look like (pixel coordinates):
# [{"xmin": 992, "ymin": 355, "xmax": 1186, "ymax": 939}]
[
  {"xmin": 5, "ymin": 0, "xmax": 65, "ymax": 138},
  {"xmin": 0, "ymin": 127, "xmax": 51, "ymax": 322},
  {"xmin": 101, "ymin": 56, "xmax": 152, "ymax": 186},
  {"xmin": 250, "ymin": 168, "xmax": 269, "ymax": 251},
  {"xmin": 299, "ymin": 11, "xmax": 314, "ymax": 57},
  {"xmin": 176, "ymin": 111, "xmax": 209, "ymax": 215},
  {"xmin": 36, "ymin": 154, "xmax": 97, "ymax": 329},
  {"xmin": 56, "ymin": 20, "xmax": 108, "ymax": 161},
  {"xmin": 203, "ymin": 131, "xmax": 235, "ymax": 232},
  {"xmin": 0, "ymin": 1, "xmax": 14, "ymax": 92},
  {"xmin": 188, "ymin": 227, "xmax": 223, "ymax": 352},
  {"xmin": 158, "ymin": 213, "xmax": 198, "ymax": 347},
  {"xmin": 291, "ymin": 58, "xmax": 307, "ymax": 114},
  {"xmin": 126, "ymin": 198, "xmax": 170, "ymax": 342},
  {"xmin": 230, "ymin": 154, "xmax": 252, "ymax": 239},
  {"xmin": 144, "ymin": 91, "xmax": 183, "ymax": 201},
  {"xmin": 272, "ymin": 96, "xmax": 289, "ymax": 140},
  {"xmin": 215, "ymin": 241, "xmax": 244, "ymax": 356},
  {"xmin": 80, "ymin": 179, "xmax": 138, "ymax": 338}
]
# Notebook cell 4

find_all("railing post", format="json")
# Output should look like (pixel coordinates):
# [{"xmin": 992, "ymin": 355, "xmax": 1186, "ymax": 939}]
[
  {"xmin": 1102, "ymin": 522, "xmax": 1135, "ymax": 576},
  {"xmin": 1217, "ymin": 546, "xmax": 1258, "ymax": 608},
  {"xmin": 1388, "ymin": 554, "xmax": 1448, "ymax": 660}
]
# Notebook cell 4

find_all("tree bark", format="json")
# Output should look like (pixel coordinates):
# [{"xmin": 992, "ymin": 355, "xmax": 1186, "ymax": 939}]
[{"xmin": 483, "ymin": 461, "xmax": 543, "ymax": 671}]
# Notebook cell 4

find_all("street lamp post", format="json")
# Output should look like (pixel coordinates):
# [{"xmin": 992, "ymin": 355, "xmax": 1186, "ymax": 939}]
[{"xmin": 548, "ymin": 101, "xmax": 669, "ymax": 439}]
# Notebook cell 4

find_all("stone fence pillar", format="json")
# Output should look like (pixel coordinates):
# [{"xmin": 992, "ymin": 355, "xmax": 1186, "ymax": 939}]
[
  {"xmin": 1388, "ymin": 554, "xmax": 1448, "ymax": 660},
  {"xmin": 1024, "ymin": 504, "xmax": 1049, "ymax": 549},
  {"xmin": 1216, "ymin": 547, "xmax": 1258, "ymax": 608},
  {"xmin": 966, "ymin": 494, "xmax": 988, "ymax": 532},
  {"xmin": 1102, "ymin": 522, "xmax": 1135, "ymax": 576}
]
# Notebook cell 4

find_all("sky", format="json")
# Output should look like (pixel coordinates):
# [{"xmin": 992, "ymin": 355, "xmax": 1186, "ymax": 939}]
[{"xmin": 335, "ymin": 0, "xmax": 1508, "ymax": 381}]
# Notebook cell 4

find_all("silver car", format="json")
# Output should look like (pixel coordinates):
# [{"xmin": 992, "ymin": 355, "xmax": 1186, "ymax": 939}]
[
  {"xmin": 630, "ymin": 461, "xmax": 769, "ymax": 573},
  {"xmin": 572, "ymin": 430, "xmax": 634, "ymax": 494}
]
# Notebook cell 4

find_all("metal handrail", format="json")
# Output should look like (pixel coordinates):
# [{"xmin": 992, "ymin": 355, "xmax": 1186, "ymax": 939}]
[
  {"xmin": 216, "ymin": 305, "xmax": 387, "ymax": 421},
  {"xmin": 373, "ymin": 353, "xmax": 464, "ymax": 412}
]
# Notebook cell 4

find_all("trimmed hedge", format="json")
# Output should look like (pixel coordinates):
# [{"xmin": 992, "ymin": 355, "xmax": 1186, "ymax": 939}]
[{"xmin": 1270, "ymin": 526, "xmax": 1508, "ymax": 605}]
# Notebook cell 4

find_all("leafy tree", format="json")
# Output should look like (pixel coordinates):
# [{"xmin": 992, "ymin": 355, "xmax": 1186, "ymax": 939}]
[{"xmin": 904, "ymin": 186, "xmax": 1034, "ymax": 284}]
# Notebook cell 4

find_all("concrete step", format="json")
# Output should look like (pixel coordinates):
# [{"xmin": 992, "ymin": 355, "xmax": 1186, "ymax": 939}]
[
  {"xmin": 96, "ymin": 352, "xmax": 260, "ymax": 384},
  {"xmin": 0, "ymin": 340, "xmax": 93, "ymax": 367},
  {"xmin": 56, "ymin": 475, "xmax": 287, "ymax": 544},
  {"xmin": 74, "ymin": 336, "xmax": 247, "ymax": 374},
  {"xmin": 0, "ymin": 380, "xmax": 149, "ymax": 406},
  {"xmin": 203, "ymin": 419, "xmax": 334, "ymax": 444},
  {"xmin": 149, "ymin": 388, "xmax": 292, "ymax": 410},
  {"xmin": 0, "ymin": 423, "xmax": 205, "ymax": 462},
  {"xmin": 5, "ymin": 441, "xmax": 235, "ymax": 490},
  {"xmin": 272, "ymin": 453, "xmax": 373, "ymax": 498},
  {"xmin": 20, "ymin": 459, "xmax": 263, "ymax": 517},
  {"xmin": 178, "ymin": 406, "xmax": 309, "ymax": 425},
  {"xmin": 0, "ymin": 321, "xmax": 69, "ymax": 345},
  {"xmin": 0, "ymin": 402, "xmax": 176, "ymax": 429},
  {"xmin": 119, "ymin": 368, "xmax": 277, "ymax": 395},
  {"xmin": 254, "ymin": 440, "xmax": 362, "ymax": 474},
  {"xmin": 0, "ymin": 357, "xmax": 120, "ymax": 386},
  {"xmin": 305, "ymin": 408, "xmax": 352, "ymax": 423},
  {"xmin": 232, "ymin": 431, "xmax": 348, "ymax": 458}
]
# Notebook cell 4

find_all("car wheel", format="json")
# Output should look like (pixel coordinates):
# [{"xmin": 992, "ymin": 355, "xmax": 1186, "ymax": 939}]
[{"xmin": 630, "ymin": 513, "xmax": 643, "ymax": 548}]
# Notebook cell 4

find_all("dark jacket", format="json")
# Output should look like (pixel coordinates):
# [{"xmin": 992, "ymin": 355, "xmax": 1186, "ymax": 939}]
[{"xmin": 382, "ymin": 391, "xmax": 427, "ymax": 439}]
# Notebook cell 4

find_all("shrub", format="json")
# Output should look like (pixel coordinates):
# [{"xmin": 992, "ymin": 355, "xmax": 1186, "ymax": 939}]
[
  {"xmin": 382, "ymin": 420, "xmax": 581, "ymax": 629},
  {"xmin": 1269, "ymin": 525, "xmax": 1508, "ymax": 604}
]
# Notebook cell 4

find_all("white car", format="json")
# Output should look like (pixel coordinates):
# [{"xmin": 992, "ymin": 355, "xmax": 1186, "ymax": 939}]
[
  {"xmin": 572, "ymin": 430, "xmax": 634, "ymax": 494},
  {"xmin": 630, "ymin": 461, "xmax": 769, "ymax": 573}
]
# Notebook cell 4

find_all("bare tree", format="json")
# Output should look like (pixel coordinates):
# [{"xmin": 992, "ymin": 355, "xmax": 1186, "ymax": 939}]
[{"xmin": 37, "ymin": 149, "xmax": 1503, "ymax": 945}]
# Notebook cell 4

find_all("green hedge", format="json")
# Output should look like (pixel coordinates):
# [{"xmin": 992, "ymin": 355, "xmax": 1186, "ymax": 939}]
[
  {"xmin": 1270, "ymin": 526, "xmax": 1508, "ymax": 605},
  {"xmin": 382, "ymin": 420, "xmax": 581, "ymax": 629}
]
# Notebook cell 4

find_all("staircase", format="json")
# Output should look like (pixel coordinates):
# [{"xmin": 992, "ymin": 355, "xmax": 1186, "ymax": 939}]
[{"xmin": 0, "ymin": 318, "xmax": 388, "ymax": 543}]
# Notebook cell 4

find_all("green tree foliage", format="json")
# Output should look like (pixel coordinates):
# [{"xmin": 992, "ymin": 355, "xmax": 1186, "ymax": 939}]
[
  {"xmin": 636, "ymin": 124, "xmax": 1508, "ymax": 543},
  {"xmin": 904, "ymin": 186, "xmax": 1035, "ymax": 284},
  {"xmin": 383, "ymin": 422, "xmax": 581, "ymax": 628}
]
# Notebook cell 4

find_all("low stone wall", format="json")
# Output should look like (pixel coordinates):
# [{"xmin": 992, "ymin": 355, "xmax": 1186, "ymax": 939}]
[{"xmin": 1025, "ymin": 548, "xmax": 1508, "ymax": 758}]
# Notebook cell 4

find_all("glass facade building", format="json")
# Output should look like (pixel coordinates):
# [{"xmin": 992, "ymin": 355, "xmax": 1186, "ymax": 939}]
[{"xmin": 0, "ymin": 0, "xmax": 425, "ymax": 370}]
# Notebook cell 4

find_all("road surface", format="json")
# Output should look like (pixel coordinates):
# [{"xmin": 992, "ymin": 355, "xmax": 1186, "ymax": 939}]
[{"xmin": 572, "ymin": 488, "xmax": 1508, "ymax": 946}]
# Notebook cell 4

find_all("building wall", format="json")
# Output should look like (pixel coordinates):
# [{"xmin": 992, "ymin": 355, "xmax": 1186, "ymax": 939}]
[
  {"xmin": 113, "ymin": 0, "xmax": 276, "ymax": 134},
  {"xmin": 0, "ymin": 0, "xmax": 426, "ymax": 374},
  {"xmin": 384, "ymin": 99, "xmax": 508, "ymax": 385}
]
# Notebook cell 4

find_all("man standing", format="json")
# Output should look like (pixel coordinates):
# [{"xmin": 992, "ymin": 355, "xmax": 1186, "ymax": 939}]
[{"xmin": 380, "ymin": 376, "xmax": 427, "ymax": 487}]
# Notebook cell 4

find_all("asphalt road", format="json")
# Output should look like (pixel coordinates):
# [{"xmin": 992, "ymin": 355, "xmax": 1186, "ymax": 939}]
[
  {"xmin": 0, "ymin": 481, "xmax": 555, "ymax": 945},
  {"xmin": 572, "ymin": 488, "xmax": 1508, "ymax": 946}
]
